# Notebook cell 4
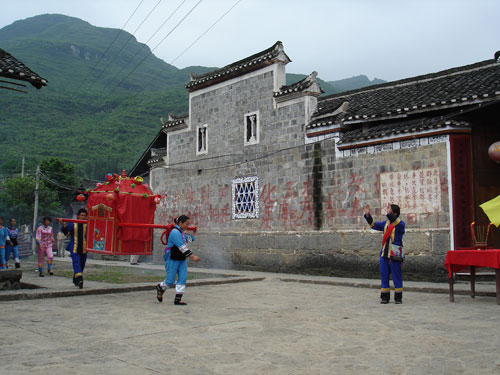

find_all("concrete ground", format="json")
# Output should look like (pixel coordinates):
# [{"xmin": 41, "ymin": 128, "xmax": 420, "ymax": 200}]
[{"xmin": 1, "ymin": 260, "xmax": 500, "ymax": 374}]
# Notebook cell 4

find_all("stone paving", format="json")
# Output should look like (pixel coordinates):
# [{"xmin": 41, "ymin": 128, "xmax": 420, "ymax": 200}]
[{"xmin": 1, "ymin": 268, "xmax": 500, "ymax": 375}]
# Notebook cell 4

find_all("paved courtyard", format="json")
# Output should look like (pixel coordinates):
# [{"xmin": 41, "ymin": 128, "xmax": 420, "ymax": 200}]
[{"xmin": 1, "ymin": 277, "xmax": 500, "ymax": 375}]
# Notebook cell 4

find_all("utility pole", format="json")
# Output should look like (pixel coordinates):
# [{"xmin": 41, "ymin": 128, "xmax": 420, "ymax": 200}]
[
  {"xmin": 21, "ymin": 155, "xmax": 25, "ymax": 177},
  {"xmin": 31, "ymin": 165, "xmax": 40, "ymax": 254}
]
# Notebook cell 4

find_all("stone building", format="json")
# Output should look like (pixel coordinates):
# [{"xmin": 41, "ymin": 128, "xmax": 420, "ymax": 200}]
[{"xmin": 131, "ymin": 42, "xmax": 500, "ymax": 279}]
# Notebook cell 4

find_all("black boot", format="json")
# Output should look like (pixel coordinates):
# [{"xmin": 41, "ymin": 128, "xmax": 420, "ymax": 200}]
[
  {"xmin": 15, "ymin": 262, "xmax": 20, "ymax": 269},
  {"xmin": 174, "ymin": 294, "xmax": 187, "ymax": 305},
  {"xmin": 395, "ymin": 291, "xmax": 403, "ymax": 304},
  {"xmin": 380, "ymin": 291, "xmax": 390, "ymax": 304},
  {"xmin": 75, "ymin": 275, "xmax": 83, "ymax": 289}
]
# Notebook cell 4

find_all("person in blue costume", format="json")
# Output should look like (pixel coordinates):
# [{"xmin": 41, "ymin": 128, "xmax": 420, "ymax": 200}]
[
  {"xmin": 364, "ymin": 203, "xmax": 405, "ymax": 304},
  {"xmin": 5, "ymin": 218, "xmax": 20, "ymax": 269},
  {"xmin": 0, "ymin": 217, "xmax": 11, "ymax": 269},
  {"xmin": 62, "ymin": 208, "xmax": 88, "ymax": 289},
  {"xmin": 156, "ymin": 215, "xmax": 200, "ymax": 305}
]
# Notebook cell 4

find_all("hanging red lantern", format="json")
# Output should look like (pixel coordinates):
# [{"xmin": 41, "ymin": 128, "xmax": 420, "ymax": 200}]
[
  {"xmin": 488, "ymin": 141, "xmax": 500, "ymax": 163},
  {"xmin": 106, "ymin": 193, "xmax": 116, "ymax": 201},
  {"xmin": 76, "ymin": 194, "xmax": 85, "ymax": 202}
]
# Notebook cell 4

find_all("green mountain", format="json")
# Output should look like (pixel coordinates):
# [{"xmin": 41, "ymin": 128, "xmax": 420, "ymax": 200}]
[
  {"xmin": 0, "ymin": 14, "xmax": 385, "ymax": 180},
  {"xmin": 0, "ymin": 14, "xmax": 214, "ymax": 179},
  {"xmin": 326, "ymin": 75, "xmax": 386, "ymax": 93}
]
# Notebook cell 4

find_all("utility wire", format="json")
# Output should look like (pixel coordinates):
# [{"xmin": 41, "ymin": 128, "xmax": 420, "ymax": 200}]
[
  {"xmin": 74, "ymin": 0, "xmax": 145, "ymax": 95},
  {"xmin": 108, "ymin": 0, "xmax": 189, "ymax": 85},
  {"xmin": 118, "ymin": 0, "xmax": 241, "ymax": 103},
  {"xmin": 171, "ymin": 0, "xmax": 242, "ymax": 64},
  {"xmin": 85, "ymin": 0, "xmax": 163, "ymax": 94},
  {"xmin": 111, "ymin": 0, "xmax": 204, "ymax": 92}
]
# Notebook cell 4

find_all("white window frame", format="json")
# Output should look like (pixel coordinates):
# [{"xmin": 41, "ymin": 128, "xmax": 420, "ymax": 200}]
[
  {"xmin": 232, "ymin": 176, "xmax": 259, "ymax": 219},
  {"xmin": 196, "ymin": 124, "xmax": 208, "ymax": 155},
  {"xmin": 244, "ymin": 111, "xmax": 260, "ymax": 146}
]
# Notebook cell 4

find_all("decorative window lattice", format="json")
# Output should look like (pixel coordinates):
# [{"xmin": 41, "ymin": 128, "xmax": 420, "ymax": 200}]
[{"xmin": 232, "ymin": 176, "xmax": 259, "ymax": 219}]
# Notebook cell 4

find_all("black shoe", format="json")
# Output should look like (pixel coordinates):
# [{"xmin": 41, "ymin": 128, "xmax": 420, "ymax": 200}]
[
  {"xmin": 15, "ymin": 262, "xmax": 20, "ymax": 269},
  {"xmin": 75, "ymin": 276, "xmax": 83, "ymax": 289},
  {"xmin": 174, "ymin": 300, "xmax": 187, "ymax": 305},
  {"xmin": 380, "ymin": 299, "xmax": 389, "ymax": 304},
  {"xmin": 39, "ymin": 272, "xmax": 44, "ymax": 277},
  {"xmin": 156, "ymin": 284, "xmax": 165, "ymax": 303},
  {"xmin": 48, "ymin": 270, "xmax": 53, "ymax": 276},
  {"xmin": 395, "ymin": 300, "xmax": 403, "ymax": 304}
]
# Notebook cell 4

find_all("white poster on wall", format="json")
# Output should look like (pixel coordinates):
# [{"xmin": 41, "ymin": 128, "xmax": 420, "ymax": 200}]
[{"xmin": 379, "ymin": 167, "xmax": 441, "ymax": 213}]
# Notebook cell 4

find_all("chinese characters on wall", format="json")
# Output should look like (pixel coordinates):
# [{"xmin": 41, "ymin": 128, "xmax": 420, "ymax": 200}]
[{"xmin": 380, "ymin": 168, "xmax": 441, "ymax": 213}]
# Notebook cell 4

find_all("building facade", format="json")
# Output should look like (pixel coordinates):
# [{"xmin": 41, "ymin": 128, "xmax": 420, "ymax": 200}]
[{"xmin": 132, "ymin": 42, "xmax": 500, "ymax": 279}]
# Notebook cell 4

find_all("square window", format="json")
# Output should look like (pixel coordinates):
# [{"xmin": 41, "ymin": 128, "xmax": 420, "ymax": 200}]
[
  {"xmin": 196, "ymin": 124, "xmax": 208, "ymax": 155},
  {"xmin": 232, "ymin": 176, "xmax": 259, "ymax": 219},
  {"xmin": 244, "ymin": 111, "xmax": 259, "ymax": 145}
]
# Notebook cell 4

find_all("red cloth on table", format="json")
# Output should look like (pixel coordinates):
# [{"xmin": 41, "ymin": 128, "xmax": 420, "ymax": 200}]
[{"xmin": 444, "ymin": 250, "xmax": 500, "ymax": 278}]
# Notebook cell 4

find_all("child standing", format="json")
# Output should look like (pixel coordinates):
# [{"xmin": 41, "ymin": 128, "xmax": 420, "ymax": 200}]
[
  {"xmin": 6, "ymin": 218, "xmax": 20, "ymax": 268},
  {"xmin": 0, "ymin": 217, "xmax": 11, "ymax": 269},
  {"xmin": 156, "ymin": 215, "xmax": 200, "ymax": 305},
  {"xmin": 364, "ymin": 204, "xmax": 405, "ymax": 304},
  {"xmin": 36, "ymin": 216, "xmax": 55, "ymax": 277}
]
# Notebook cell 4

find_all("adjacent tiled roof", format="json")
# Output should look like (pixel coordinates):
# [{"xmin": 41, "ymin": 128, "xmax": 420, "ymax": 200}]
[
  {"xmin": 186, "ymin": 41, "xmax": 291, "ymax": 92},
  {"xmin": 274, "ymin": 71, "xmax": 324, "ymax": 98},
  {"xmin": 310, "ymin": 59, "xmax": 500, "ymax": 128},
  {"xmin": 0, "ymin": 48, "xmax": 47, "ymax": 89},
  {"xmin": 161, "ymin": 113, "xmax": 188, "ymax": 129},
  {"xmin": 338, "ymin": 118, "xmax": 470, "ymax": 145}
]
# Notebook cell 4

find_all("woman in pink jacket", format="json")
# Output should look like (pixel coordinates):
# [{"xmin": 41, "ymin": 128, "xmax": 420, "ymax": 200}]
[{"xmin": 36, "ymin": 216, "xmax": 54, "ymax": 277}]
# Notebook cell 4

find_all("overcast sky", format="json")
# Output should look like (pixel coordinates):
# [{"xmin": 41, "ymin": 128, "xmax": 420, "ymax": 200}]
[{"xmin": 1, "ymin": 0, "xmax": 499, "ymax": 82}]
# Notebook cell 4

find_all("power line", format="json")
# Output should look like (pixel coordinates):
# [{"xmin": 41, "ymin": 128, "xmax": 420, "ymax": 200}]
[
  {"xmin": 84, "ymin": 0, "xmax": 163, "ymax": 94},
  {"xmin": 111, "ymin": 0, "xmax": 204, "ymax": 92},
  {"xmin": 108, "ymin": 0, "xmax": 189, "ymax": 85},
  {"xmin": 74, "ymin": 0, "xmax": 145, "ymax": 95},
  {"xmin": 117, "ymin": 0, "xmax": 241, "ymax": 102},
  {"xmin": 171, "ymin": 0, "xmax": 242, "ymax": 64}
]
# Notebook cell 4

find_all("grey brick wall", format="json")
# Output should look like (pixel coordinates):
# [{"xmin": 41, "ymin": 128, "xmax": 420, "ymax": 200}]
[{"xmin": 151, "ymin": 66, "xmax": 451, "ymax": 279}]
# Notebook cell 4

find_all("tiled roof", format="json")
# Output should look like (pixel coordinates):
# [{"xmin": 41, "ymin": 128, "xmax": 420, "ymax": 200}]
[
  {"xmin": 274, "ymin": 71, "xmax": 324, "ymax": 98},
  {"xmin": 338, "ymin": 118, "xmax": 470, "ymax": 145},
  {"xmin": 185, "ymin": 41, "xmax": 291, "ymax": 92},
  {"xmin": 310, "ymin": 59, "xmax": 500, "ymax": 128},
  {"xmin": 0, "ymin": 48, "xmax": 47, "ymax": 89},
  {"xmin": 161, "ymin": 113, "xmax": 188, "ymax": 129}
]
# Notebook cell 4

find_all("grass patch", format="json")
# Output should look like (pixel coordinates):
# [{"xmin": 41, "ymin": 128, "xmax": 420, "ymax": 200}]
[{"xmin": 22, "ymin": 256, "xmax": 226, "ymax": 284}]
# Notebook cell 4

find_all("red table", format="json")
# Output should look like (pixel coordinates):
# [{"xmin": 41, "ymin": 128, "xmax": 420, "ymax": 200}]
[{"xmin": 444, "ymin": 249, "xmax": 500, "ymax": 305}]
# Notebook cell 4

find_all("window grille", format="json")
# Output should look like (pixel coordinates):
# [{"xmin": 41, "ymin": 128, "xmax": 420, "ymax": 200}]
[{"xmin": 232, "ymin": 176, "xmax": 259, "ymax": 219}]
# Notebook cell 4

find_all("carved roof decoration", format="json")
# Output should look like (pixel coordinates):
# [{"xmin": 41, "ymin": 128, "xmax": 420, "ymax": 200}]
[
  {"xmin": 161, "ymin": 113, "xmax": 189, "ymax": 131},
  {"xmin": 274, "ymin": 71, "xmax": 324, "ymax": 99},
  {"xmin": 186, "ymin": 41, "xmax": 291, "ymax": 92},
  {"xmin": 309, "ymin": 58, "xmax": 500, "ymax": 129},
  {"xmin": 0, "ymin": 48, "xmax": 48, "ymax": 89}
]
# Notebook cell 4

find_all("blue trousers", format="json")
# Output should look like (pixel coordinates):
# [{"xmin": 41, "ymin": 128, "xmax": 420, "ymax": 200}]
[
  {"xmin": 163, "ymin": 250, "xmax": 187, "ymax": 294},
  {"xmin": 71, "ymin": 252, "xmax": 87, "ymax": 276},
  {"xmin": 0, "ymin": 247, "xmax": 5, "ymax": 269},
  {"xmin": 379, "ymin": 257, "xmax": 403, "ymax": 293},
  {"xmin": 5, "ymin": 245, "xmax": 19, "ymax": 262}
]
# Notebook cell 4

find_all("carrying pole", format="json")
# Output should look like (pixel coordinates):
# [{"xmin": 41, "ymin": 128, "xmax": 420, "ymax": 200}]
[{"xmin": 31, "ymin": 165, "xmax": 40, "ymax": 254}]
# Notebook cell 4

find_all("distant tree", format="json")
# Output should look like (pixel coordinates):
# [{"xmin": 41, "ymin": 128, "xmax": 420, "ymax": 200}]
[
  {"xmin": 40, "ymin": 157, "xmax": 80, "ymax": 207},
  {"xmin": 0, "ymin": 176, "xmax": 62, "ymax": 226}
]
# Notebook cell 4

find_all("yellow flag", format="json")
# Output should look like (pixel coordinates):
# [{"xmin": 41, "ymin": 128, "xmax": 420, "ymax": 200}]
[{"xmin": 480, "ymin": 195, "xmax": 500, "ymax": 227}]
